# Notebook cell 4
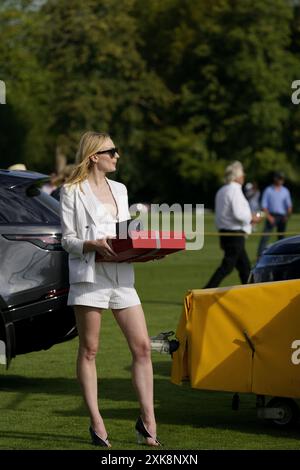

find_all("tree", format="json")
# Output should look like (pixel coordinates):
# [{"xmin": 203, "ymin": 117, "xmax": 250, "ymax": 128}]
[
  {"xmin": 1, "ymin": 0, "xmax": 300, "ymax": 205},
  {"xmin": 0, "ymin": 2, "xmax": 53, "ymax": 169},
  {"xmin": 35, "ymin": 0, "xmax": 171, "ymax": 186},
  {"xmin": 134, "ymin": 0, "xmax": 299, "ymax": 203}
]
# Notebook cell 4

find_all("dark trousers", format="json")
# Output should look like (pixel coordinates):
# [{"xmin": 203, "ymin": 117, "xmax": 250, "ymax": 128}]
[
  {"xmin": 257, "ymin": 214, "xmax": 287, "ymax": 257},
  {"xmin": 204, "ymin": 230, "xmax": 251, "ymax": 288}
]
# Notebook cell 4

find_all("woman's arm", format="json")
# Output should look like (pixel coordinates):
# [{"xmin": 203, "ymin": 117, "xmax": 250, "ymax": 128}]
[
  {"xmin": 60, "ymin": 186, "xmax": 84, "ymax": 256},
  {"xmin": 83, "ymin": 239, "xmax": 117, "ymax": 258}
]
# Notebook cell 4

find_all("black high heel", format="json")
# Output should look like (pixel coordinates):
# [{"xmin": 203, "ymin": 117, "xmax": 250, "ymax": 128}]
[
  {"xmin": 89, "ymin": 426, "xmax": 110, "ymax": 447},
  {"xmin": 135, "ymin": 416, "xmax": 162, "ymax": 446}
]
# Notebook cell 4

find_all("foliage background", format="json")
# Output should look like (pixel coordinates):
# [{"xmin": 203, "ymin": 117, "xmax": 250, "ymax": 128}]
[{"xmin": 1, "ymin": 0, "xmax": 300, "ymax": 207}]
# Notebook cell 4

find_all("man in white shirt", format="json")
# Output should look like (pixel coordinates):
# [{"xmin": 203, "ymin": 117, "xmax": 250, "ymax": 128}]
[{"xmin": 204, "ymin": 161, "xmax": 259, "ymax": 288}]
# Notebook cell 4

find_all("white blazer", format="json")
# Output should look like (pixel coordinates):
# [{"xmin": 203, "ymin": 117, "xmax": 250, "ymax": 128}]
[{"xmin": 60, "ymin": 178, "xmax": 131, "ymax": 284}]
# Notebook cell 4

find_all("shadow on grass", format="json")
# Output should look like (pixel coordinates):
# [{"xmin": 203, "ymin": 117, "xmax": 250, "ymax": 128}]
[
  {"xmin": 1, "ymin": 373, "xmax": 299, "ymax": 440},
  {"xmin": 124, "ymin": 359, "xmax": 172, "ymax": 378},
  {"xmin": 0, "ymin": 430, "xmax": 87, "ymax": 445},
  {"xmin": 142, "ymin": 299, "xmax": 183, "ymax": 306}
]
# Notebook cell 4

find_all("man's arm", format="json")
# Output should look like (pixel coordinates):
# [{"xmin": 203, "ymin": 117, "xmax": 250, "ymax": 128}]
[
  {"xmin": 286, "ymin": 189, "xmax": 293, "ymax": 217},
  {"xmin": 261, "ymin": 188, "xmax": 275, "ymax": 225}
]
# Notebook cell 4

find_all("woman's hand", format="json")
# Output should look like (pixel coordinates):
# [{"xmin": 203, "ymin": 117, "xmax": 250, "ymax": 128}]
[
  {"xmin": 94, "ymin": 237, "xmax": 117, "ymax": 259},
  {"xmin": 83, "ymin": 238, "xmax": 117, "ymax": 258}
]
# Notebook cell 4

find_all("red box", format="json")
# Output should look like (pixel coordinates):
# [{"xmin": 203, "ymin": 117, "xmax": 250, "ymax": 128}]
[{"xmin": 95, "ymin": 230, "xmax": 185, "ymax": 263}]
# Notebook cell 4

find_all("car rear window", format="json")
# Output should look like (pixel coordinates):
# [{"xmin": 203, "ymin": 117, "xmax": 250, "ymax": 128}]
[{"xmin": 0, "ymin": 184, "xmax": 60, "ymax": 225}]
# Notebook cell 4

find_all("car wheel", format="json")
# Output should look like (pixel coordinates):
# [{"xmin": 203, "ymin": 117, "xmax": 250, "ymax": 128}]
[{"xmin": 267, "ymin": 397, "xmax": 299, "ymax": 428}]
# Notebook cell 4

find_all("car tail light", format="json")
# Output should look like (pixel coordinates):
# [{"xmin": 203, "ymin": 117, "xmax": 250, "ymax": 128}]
[{"xmin": 3, "ymin": 233, "xmax": 62, "ymax": 251}]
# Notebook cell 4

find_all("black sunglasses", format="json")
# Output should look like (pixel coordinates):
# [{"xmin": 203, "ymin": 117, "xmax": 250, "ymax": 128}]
[{"xmin": 95, "ymin": 147, "xmax": 119, "ymax": 158}]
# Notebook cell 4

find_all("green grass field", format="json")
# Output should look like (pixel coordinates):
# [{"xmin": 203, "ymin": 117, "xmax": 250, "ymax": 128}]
[{"xmin": 1, "ymin": 214, "xmax": 300, "ymax": 450}]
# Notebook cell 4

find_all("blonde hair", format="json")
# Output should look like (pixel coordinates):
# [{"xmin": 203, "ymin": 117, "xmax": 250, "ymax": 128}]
[
  {"xmin": 66, "ymin": 131, "xmax": 110, "ymax": 187},
  {"xmin": 224, "ymin": 161, "xmax": 244, "ymax": 183}
]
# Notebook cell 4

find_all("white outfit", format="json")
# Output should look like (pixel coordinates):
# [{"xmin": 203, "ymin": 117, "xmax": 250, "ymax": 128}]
[
  {"xmin": 215, "ymin": 181, "xmax": 252, "ymax": 234},
  {"xmin": 60, "ymin": 178, "xmax": 140, "ymax": 309}
]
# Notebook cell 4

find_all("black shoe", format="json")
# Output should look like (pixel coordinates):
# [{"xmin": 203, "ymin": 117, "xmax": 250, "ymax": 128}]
[
  {"xmin": 135, "ymin": 416, "xmax": 162, "ymax": 446},
  {"xmin": 89, "ymin": 426, "xmax": 110, "ymax": 447}
]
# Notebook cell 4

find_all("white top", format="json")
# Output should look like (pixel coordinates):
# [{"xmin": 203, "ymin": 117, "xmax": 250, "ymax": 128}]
[
  {"xmin": 215, "ymin": 181, "xmax": 252, "ymax": 234},
  {"xmin": 87, "ymin": 183, "xmax": 119, "ymax": 239}
]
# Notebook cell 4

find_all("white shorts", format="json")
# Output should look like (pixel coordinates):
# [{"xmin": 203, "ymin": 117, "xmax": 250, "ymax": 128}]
[{"xmin": 68, "ymin": 262, "xmax": 141, "ymax": 310}]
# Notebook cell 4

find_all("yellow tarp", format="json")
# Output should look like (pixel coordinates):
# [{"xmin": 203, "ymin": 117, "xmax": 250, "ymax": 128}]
[{"xmin": 171, "ymin": 280, "xmax": 300, "ymax": 399}]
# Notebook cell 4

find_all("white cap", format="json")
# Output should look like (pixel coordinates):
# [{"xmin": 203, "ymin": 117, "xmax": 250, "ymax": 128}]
[{"xmin": 8, "ymin": 163, "xmax": 27, "ymax": 171}]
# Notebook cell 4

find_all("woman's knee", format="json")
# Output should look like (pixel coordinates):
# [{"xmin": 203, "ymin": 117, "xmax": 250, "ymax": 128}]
[
  {"xmin": 79, "ymin": 343, "xmax": 99, "ymax": 362},
  {"xmin": 132, "ymin": 338, "xmax": 152, "ymax": 361}
]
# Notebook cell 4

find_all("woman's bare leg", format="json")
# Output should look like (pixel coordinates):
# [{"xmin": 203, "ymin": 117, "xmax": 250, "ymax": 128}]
[
  {"xmin": 74, "ymin": 305, "xmax": 110, "ymax": 443},
  {"xmin": 112, "ymin": 304, "xmax": 158, "ymax": 446}
]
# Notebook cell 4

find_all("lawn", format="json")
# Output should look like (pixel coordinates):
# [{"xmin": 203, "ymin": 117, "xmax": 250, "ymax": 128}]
[{"xmin": 1, "ymin": 213, "xmax": 300, "ymax": 450}]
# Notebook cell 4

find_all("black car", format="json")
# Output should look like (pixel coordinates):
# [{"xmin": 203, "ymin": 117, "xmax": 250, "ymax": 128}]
[
  {"xmin": 0, "ymin": 169, "xmax": 76, "ymax": 367},
  {"xmin": 250, "ymin": 235, "xmax": 300, "ymax": 283}
]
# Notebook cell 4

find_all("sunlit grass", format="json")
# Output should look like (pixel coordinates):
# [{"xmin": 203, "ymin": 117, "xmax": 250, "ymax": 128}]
[{"xmin": 0, "ymin": 214, "xmax": 300, "ymax": 449}]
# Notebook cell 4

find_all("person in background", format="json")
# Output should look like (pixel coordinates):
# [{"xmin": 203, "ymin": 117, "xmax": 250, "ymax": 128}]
[
  {"xmin": 204, "ymin": 161, "xmax": 260, "ymax": 288},
  {"xmin": 244, "ymin": 182, "xmax": 261, "ymax": 214},
  {"xmin": 41, "ymin": 172, "xmax": 58, "ymax": 195},
  {"xmin": 257, "ymin": 171, "xmax": 292, "ymax": 257},
  {"xmin": 244, "ymin": 182, "xmax": 261, "ymax": 232},
  {"xmin": 51, "ymin": 164, "xmax": 75, "ymax": 201}
]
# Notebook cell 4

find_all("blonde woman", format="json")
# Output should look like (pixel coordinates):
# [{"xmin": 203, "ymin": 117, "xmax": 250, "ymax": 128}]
[{"xmin": 60, "ymin": 131, "xmax": 160, "ymax": 447}]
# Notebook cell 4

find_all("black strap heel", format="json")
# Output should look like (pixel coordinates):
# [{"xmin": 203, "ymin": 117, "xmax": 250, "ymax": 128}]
[
  {"xmin": 89, "ymin": 426, "xmax": 110, "ymax": 447},
  {"xmin": 135, "ymin": 416, "xmax": 162, "ymax": 446}
]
